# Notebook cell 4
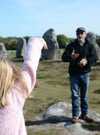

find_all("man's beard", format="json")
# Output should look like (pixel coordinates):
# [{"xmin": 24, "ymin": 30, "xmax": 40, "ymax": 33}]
[{"xmin": 78, "ymin": 38, "xmax": 85, "ymax": 46}]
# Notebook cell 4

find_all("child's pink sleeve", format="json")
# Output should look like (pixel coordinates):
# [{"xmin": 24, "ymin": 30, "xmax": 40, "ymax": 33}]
[{"xmin": 21, "ymin": 37, "xmax": 45, "ymax": 97}]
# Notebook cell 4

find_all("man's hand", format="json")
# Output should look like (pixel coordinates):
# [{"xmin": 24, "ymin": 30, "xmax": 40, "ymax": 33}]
[
  {"xmin": 79, "ymin": 58, "xmax": 87, "ymax": 68},
  {"xmin": 71, "ymin": 53, "xmax": 80, "ymax": 60}
]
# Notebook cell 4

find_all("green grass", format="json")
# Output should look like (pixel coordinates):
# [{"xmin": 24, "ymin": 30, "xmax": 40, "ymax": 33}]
[
  {"xmin": 24, "ymin": 61, "xmax": 71, "ymax": 120},
  {"xmin": 25, "ymin": 61, "xmax": 100, "ymax": 135},
  {"xmin": 8, "ymin": 51, "xmax": 100, "ymax": 135},
  {"xmin": 27, "ymin": 128, "xmax": 70, "ymax": 135}
]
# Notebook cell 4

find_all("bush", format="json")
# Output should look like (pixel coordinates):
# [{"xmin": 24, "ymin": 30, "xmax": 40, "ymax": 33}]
[
  {"xmin": 0, "ymin": 37, "xmax": 17, "ymax": 50},
  {"xmin": 5, "ymin": 39, "xmax": 17, "ymax": 50},
  {"xmin": 57, "ymin": 34, "xmax": 70, "ymax": 49}
]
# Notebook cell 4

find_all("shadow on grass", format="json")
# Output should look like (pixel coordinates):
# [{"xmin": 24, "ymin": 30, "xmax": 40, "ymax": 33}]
[
  {"xmin": 82, "ymin": 121, "xmax": 100, "ymax": 131},
  {"xmin": 25, "ymin": 116, "xmax": 72, "ymax": 126}
]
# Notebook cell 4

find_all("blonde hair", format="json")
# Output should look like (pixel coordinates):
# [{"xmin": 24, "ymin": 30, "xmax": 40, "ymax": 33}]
[{"xmin": 0, "ymin": 58, "xmax": 27, "ymax": 108}]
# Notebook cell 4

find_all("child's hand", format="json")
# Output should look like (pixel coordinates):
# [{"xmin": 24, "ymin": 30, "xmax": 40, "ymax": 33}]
[{"xmin": 41, "ymin": 39, "xmax": 48, "ymax": 50}]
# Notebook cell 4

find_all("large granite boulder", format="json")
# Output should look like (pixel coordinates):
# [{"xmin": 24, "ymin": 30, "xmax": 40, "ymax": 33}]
[
  {"xmin": 26, "ymin": 102, "xmax": 100, "ymax": 135},
  {"xmin": 42, "ymin": 28, "xmax": 59, "ymax": 60},
  {"xmin": 86, "ymin": 32, "xmax": 100, "ymax": 60},
  {"xmin": 43, "ymin": 102, "xmax": 68, "ymax": 119},
  {"xmin": 0, "ymin": 42, "xmax": 7, "ymax": 58}
]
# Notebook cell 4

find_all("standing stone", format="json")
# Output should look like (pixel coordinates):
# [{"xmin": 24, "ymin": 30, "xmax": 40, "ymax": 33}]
[
  {"xmin": 86, "ymin": 32, "xmax": 100, "ymax": 60},
  {"xmin": 0, "ymin": 42, "xmax": 7, "ymax": 58},
  {"xmin": 16, "ymin": 37, "xmax": 30, "ymax": 58},
  {"xmin": 16, "ymin": 38, "xmax": 24, "ymax": 58},
  {"xmin": 42, "ymin": 28, "xmax": 59, "ymax": 60}
]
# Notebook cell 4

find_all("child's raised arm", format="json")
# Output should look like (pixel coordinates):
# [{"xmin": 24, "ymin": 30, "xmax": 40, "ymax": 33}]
[{"xmin": 21, "ymin": 37, "xmax": 47, "ymax": 97}]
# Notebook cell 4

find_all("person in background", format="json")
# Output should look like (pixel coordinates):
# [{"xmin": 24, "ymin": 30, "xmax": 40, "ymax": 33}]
[
  {"xmin": 0, "ymin": 37, "xmax": 47, "ymax": 135},
  {"xmin": 62, "ymin": 27, "xmax": 97, "ymax": 123}
]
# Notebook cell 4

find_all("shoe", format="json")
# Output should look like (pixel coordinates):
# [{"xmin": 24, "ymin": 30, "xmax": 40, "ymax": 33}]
[
  {"xmin": 79, "ymin": 115, "xmax": 95, "ymax": 123},
  {"xmin": 72, "ymin": 116, "xmax": 82, "ymax": 123}
]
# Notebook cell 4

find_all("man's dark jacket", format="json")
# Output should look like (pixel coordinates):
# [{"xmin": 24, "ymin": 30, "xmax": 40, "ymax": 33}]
[{"xmin": 62, "ymin": 39, "xmax": 97, "ymax": 75}]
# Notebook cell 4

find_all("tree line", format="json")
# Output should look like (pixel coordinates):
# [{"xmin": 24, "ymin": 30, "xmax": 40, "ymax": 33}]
[{"xmin": 0, "ymin": 34, "xmax": 100, "ymax": 50}]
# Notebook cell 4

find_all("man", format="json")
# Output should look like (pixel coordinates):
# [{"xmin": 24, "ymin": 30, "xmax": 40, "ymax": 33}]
[{"xmin": 62, "ymin": 27, "xmax": 97, "ymax": 123}]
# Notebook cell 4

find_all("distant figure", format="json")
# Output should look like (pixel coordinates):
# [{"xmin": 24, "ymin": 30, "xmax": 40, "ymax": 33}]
[
  {"xmin": 62, "ymin": 27, "xmax": 97, "ymax": 123},
  {"xmin": 42, "ymin": 28, "xmax": 59, "ymax": 60},
  {"xmin": 86, "ymin": 32, "xmax": 100, "ymax": 60},
  {"xmin": 0, "ymin": 37, "xmax": 47, "ymax": 135},
  {"xmin": 0, "ymin": 42, "xmax": 7, "ymax": 58}
]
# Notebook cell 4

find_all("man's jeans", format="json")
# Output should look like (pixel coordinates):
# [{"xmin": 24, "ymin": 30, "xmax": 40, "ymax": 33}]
[{"xmin": 70, "ymin": 73, "xmax": 90, "ymax": 117}]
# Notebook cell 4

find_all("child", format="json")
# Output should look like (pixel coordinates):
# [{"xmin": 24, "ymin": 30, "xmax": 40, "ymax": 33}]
[{"xmin": 0, "ymin": 37, "xmax": 47, "ymax": 135}]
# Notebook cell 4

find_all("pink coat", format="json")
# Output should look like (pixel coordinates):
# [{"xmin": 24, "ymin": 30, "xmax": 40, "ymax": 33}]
[{"xmin": 0, "ymin": 37, "xmax": 46, "ymax": 135}]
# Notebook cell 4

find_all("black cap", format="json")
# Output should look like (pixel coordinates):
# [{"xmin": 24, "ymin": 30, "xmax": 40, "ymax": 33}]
[{"xmin": 76, "ymin": 27, "xmax": 86, "ymax": 34}]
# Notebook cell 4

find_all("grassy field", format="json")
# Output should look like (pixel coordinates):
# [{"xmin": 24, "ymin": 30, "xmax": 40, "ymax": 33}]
[
  {"xmin": 25, "ymin": 60, "xmax": 100, "ymax": 135},
  {"xmin": 8, "ymin": 51, "xmax": 100, "ymax": 135},
  {"xmin": 24, "ymin": 60, "xmax": 100, "ymax": 118}
]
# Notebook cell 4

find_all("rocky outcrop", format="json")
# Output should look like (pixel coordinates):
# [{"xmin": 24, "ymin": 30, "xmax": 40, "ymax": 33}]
[{"xmin": 26, "ymin": 102, "xmax": 100, "ymax": 135}]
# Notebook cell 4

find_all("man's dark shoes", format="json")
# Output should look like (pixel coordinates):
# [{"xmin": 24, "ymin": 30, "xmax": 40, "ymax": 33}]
[
  {"xmin": 72, "ymin": 116, "xmax": 82, "ymax": 123},
  {"xmin": 79, "ymin": 115, "xmax": 95, "ymax": 123}
]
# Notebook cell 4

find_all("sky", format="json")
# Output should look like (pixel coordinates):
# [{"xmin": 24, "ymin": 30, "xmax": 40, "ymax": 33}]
[{"xmin": 0, "ymin": 0, "xmax": 100, "ymax": 37}]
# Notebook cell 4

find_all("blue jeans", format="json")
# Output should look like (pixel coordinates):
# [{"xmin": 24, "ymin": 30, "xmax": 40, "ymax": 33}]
[{"xmin": 70, "ymin": 73, "xmax": 90, "ymax": 117}]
